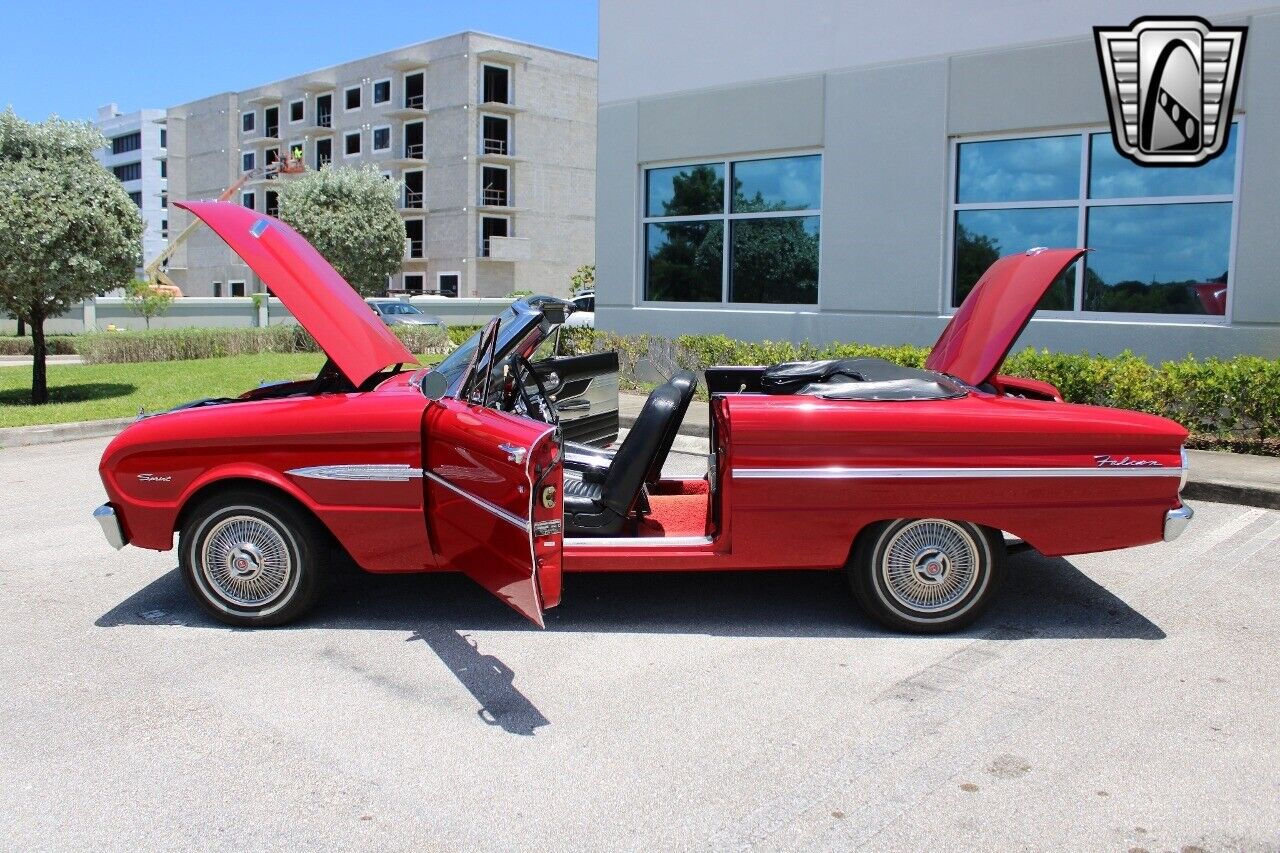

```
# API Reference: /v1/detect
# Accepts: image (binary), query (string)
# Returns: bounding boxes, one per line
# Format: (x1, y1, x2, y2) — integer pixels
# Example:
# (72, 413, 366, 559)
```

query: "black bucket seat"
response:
(563, 383, 683, 536)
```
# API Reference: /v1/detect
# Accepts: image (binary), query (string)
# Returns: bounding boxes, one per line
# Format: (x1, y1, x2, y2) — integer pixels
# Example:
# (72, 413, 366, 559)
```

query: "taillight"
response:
(1179, 446, 1189, 493)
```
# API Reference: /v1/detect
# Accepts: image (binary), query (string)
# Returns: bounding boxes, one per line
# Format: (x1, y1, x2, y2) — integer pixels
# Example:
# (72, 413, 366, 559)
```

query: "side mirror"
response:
(420, 370, 450, 401)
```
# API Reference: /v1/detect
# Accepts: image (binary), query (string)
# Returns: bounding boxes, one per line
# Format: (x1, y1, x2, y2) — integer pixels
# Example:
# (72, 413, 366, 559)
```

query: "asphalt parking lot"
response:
(2, 435, 1278, 851)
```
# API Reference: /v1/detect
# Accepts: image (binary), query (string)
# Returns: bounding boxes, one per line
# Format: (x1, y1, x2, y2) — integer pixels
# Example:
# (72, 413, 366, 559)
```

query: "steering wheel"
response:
(513, 355, 559, 425)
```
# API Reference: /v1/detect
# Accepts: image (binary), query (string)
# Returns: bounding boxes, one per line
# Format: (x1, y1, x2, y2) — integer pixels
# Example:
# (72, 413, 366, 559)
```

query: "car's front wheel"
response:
(179, 490, 325, 627)
(847, 518, 1004, 633)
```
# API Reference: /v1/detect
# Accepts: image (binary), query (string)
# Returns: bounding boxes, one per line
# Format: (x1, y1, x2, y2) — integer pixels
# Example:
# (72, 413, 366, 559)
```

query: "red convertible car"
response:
(95, 202, 1193, 633)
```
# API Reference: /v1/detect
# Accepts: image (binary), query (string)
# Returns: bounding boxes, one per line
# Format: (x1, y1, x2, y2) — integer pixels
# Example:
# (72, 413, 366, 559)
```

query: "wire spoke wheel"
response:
(879, 519, 981, 615)
(200, 514, 293, 608)
(181, 492, 324, 627)
(849, 517, 1003, 633)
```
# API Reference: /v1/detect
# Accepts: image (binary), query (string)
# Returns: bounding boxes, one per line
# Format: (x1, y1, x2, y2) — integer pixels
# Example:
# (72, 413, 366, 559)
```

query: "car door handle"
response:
(557, 399, 590, 411)
(498, 442, 526, 464)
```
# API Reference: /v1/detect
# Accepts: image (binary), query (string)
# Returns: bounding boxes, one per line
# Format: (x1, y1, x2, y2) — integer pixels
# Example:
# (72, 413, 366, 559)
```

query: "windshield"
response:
(430, 306, 528, 391)
(424, 298, 569, 401)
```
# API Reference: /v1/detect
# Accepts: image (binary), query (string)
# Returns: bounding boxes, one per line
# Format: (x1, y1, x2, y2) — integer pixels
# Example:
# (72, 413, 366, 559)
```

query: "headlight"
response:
(1179, 446, 1189, 493)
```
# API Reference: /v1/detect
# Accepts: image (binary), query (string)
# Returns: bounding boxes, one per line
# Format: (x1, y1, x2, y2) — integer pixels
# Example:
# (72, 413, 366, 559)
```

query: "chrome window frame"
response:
(945, 122, 1243, 325)
(638, 150, 823, 309)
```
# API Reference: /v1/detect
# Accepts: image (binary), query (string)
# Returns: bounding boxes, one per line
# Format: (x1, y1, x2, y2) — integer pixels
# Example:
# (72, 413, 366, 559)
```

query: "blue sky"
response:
(3, 0, 598, 122)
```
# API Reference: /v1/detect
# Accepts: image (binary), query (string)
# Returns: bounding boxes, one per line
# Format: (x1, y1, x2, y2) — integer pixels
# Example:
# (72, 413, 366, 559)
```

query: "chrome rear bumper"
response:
(94, 504, 127, 550)
(1164, 504, 1194, 542)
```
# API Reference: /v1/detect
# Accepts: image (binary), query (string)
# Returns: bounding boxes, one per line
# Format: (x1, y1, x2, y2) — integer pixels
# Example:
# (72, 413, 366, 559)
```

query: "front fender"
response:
(106, 460, 321, 552)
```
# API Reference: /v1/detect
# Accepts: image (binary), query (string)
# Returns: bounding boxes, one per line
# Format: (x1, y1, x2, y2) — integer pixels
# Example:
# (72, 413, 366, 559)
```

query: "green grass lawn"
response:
(0, 353, 439, 428)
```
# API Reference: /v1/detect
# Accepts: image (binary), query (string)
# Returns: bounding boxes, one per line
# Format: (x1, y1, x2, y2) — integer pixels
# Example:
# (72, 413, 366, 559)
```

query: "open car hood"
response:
(175, 201, 416, 386)
(925, 247, 1085, 387)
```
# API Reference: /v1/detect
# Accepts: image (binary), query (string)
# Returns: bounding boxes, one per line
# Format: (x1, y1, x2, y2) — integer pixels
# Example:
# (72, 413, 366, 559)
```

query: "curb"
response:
(621, 411, 711, 439)
(1182, 481, 1280, 510)
(0, 417, 132, 449)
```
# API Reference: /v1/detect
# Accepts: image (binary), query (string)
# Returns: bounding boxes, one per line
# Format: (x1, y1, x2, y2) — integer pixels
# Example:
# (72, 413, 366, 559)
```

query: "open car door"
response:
(423, 398, 563, 627)
(530, 351, 620, 446)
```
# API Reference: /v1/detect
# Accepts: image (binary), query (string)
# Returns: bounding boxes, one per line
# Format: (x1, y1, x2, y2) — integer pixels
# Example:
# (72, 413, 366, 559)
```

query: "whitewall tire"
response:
(848, 518, 1004, 634)
(179, 490, 325, 627)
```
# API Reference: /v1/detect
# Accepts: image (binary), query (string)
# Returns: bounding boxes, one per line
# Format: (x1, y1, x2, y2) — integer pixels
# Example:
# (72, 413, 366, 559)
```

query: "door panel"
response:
(532, 351, 620, 446)
(423, 398, 563, 626)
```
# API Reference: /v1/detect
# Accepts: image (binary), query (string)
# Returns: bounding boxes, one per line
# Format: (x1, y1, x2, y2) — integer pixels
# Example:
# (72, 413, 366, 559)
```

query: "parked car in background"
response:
(565, 289, 594, 328)
(366, 298, 443, 327)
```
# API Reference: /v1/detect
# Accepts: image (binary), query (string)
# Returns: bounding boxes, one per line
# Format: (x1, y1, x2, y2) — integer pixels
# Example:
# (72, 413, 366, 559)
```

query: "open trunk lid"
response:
(926, 247, 1085, 387)
(175, 201, 416, 387)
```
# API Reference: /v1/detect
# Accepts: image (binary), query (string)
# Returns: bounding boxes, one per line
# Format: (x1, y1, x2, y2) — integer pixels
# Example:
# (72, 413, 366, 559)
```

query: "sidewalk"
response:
(618, 391, 1280, 510)
(0, 355, 85, 368)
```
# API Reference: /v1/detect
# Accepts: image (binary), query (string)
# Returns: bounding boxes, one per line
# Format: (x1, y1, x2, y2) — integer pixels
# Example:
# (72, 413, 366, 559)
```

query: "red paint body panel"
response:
(423, 399, 561, 625)
(717, 391, 1184, 560)
(100, 374, 434, 572)
(175, 201, 416, 386)
(926, 248, 1085, 386)
(561, 391, 1186, 570)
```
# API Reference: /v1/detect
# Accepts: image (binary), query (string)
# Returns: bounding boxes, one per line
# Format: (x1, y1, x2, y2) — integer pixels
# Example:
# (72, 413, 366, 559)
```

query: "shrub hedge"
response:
(0, 336, 79, 356)
(447, 325, 483, 346)
(5, 324, 1276, 453)
(561, 330, 1280, 453)
(74, 324, 451, 364)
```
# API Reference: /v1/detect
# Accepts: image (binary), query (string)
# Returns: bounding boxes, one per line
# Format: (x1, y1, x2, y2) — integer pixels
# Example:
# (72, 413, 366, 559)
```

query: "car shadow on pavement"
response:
(407, 627, 550, 736)
(96, 551, 1162, 735)
(96, 550, 1163, 735)
(94, 550, 1163, 641)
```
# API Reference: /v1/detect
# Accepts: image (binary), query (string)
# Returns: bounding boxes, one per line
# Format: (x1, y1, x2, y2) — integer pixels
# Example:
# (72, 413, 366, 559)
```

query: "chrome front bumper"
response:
(1164, 504, 1194, 542)
(94, 504, 127, 550)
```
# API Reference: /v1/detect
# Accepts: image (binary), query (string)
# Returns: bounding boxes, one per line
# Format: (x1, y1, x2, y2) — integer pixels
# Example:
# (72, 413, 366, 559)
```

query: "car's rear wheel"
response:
(179, 490, 325, 627)
(847, 518, 1004, 633)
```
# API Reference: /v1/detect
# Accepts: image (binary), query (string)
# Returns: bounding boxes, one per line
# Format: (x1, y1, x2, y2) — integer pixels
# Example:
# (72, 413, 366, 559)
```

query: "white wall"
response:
(93, 107, 169, 274)
(0, 297, 510, 335)
(599, 0, 1268, 103)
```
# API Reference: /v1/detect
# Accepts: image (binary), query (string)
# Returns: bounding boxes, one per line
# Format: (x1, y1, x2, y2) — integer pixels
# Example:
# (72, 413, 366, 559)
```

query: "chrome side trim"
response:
(732, 466, 1184, 480)
(564, 535, 714, 548)
(286, 464, 423, 482)
(93, 504, 126, 550)
(424, 470, 529, 532)
(1164, 504, 1194, 542)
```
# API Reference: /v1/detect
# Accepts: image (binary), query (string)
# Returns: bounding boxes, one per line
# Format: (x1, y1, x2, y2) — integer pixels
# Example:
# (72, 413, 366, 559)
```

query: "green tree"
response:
(570, 263, 595, 295)
(729, 217, 820, 303)
(0, 108, 142, 404)
(647, 166, 728, 301)
(952, 222, 1001, 304)
(661, 165, 724, 216)
(952, 222, 1074, 310)
(123, 278, 175, 329)
(275, 163, 404, 297)
(649, 167, 821, 303)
